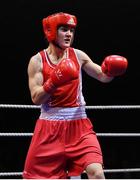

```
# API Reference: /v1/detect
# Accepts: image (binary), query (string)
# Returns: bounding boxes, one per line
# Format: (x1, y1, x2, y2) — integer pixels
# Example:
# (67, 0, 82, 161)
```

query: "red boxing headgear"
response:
(42, 12, 77, 42)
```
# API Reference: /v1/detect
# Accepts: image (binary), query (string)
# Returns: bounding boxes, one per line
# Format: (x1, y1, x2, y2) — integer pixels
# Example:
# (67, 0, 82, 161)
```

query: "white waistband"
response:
(39, 106, 87, 121)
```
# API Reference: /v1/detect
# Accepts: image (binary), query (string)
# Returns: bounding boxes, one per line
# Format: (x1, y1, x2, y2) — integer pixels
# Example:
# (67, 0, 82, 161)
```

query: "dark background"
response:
(0, 0, 140, 179)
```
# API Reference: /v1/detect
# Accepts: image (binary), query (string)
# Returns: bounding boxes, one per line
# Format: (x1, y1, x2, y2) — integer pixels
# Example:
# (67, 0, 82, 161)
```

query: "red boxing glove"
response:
(101, 55, 128, 77)
(43, 58, 78, 93)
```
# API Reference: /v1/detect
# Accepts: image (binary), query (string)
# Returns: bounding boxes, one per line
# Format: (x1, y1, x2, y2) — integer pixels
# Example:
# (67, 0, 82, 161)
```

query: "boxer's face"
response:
(56, 25, 75, 49)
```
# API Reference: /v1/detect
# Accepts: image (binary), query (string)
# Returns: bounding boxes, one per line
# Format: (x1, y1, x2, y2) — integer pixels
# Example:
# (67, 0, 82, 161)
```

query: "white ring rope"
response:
(0, 104, 40, 109)
(1, 168, 140, 177)
(0, 133, 33, 137)
(1, 132, 140, 137)
(0, 104, 140, 176)
(0, 104, 140, 109)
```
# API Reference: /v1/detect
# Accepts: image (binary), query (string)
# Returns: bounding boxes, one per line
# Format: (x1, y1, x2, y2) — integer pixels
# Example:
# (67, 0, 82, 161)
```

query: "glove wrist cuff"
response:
(43, 80, 56, 94)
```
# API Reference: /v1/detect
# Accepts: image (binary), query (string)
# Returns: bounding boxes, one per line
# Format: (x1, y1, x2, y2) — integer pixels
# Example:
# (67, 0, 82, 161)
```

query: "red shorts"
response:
(23, 118, 103, 179)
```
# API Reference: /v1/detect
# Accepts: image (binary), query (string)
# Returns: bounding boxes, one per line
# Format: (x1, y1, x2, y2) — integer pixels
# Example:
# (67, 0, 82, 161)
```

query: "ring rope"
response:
(1, 132, 140, 137)
(0, 133, 33, 137)
(0, 104, 140, 109)
(1, 168, 140, 177)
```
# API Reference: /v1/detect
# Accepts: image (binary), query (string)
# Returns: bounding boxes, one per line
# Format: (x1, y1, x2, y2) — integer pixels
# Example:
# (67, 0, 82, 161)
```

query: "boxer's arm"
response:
(76, 49, 113, 83)
(28, 55, 51, 105)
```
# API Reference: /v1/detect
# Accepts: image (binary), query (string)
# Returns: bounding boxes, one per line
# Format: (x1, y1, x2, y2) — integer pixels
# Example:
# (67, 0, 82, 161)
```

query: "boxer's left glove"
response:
(101, 55, 128, 77)
(43, 58, 78, 94)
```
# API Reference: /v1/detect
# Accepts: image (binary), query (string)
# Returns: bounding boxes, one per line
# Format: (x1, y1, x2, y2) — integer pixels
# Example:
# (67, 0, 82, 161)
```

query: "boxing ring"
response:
(0, 104, 140, 179)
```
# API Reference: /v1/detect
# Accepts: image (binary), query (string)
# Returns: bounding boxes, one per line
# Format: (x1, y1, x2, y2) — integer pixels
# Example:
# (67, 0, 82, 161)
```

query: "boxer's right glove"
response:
(101, 55, 128, 77)
(43, 58, 78, 94)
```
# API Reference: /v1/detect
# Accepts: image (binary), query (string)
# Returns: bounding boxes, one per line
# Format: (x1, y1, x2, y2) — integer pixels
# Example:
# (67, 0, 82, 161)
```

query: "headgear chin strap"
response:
(42, 12, 77, 42)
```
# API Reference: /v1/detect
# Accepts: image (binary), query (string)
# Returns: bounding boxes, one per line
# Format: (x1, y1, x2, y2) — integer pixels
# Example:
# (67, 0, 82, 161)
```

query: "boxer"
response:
(23, 12, 128, 179)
